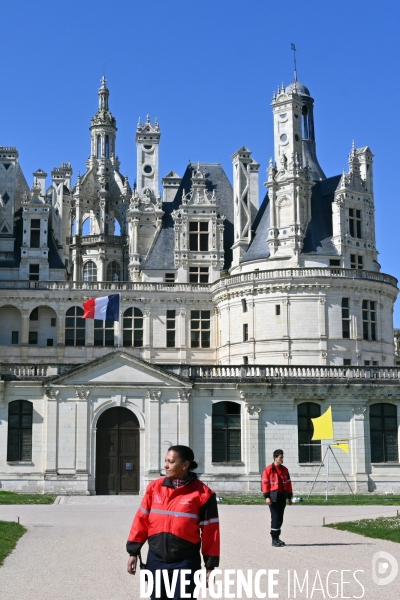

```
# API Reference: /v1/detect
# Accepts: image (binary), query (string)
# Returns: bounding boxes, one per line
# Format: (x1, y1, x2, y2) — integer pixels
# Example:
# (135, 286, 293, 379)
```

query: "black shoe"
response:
(277, 539, 285, 546)
(271, 539, 282, 547)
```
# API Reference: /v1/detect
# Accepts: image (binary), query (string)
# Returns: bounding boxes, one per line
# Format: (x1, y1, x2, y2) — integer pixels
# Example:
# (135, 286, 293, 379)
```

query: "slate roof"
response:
(144, 163, 234, 271)
(242, 174, 341, 263)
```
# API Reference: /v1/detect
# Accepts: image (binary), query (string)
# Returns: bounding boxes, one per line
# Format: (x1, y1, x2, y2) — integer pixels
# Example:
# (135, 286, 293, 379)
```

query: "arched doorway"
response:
(95, 407, 140, 495)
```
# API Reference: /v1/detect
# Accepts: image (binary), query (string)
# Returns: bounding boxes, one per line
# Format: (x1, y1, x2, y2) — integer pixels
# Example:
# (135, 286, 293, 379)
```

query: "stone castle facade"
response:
(0, 76, 399, 495)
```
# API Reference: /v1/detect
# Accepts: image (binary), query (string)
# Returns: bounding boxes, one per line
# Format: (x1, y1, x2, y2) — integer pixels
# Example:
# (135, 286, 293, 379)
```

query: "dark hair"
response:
(273, 449, 284, 459)
(168, 445, 198, 470)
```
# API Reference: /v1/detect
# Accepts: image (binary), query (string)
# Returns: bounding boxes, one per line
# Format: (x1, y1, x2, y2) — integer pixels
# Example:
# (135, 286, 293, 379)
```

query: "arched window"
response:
(370, 403, 398, 463)
(65, 306, 85, 346)
(212, 402, 241, 462)
(97, 135, 101, 158)
(302, 105, 310, 139)
(82, 218, 90, 236)
(105, 135, 109, 158)
(298, 403, 322, 463)
(83, 261, 97, 282)
(94, 319, 115, 347)
(7, 400, 33, 462)
(123, 308, 143, 347)
(106, 261, 121, 282)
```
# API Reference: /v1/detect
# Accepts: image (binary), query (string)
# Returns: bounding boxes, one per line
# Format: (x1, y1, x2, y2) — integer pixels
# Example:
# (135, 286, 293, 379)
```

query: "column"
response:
(144, 309, 152, 346)
(75, 199, 82, 236)
(246, 403, 261, 475)
(21, 308, 30, 346)
(99, 199, 106, 234)
(76, 390, 89, 473)
(98, 256, 105, 282)
(179, 309, 186, 347)
(318, 295, 327, 365)
(350, 404, 368, 492)
(45, 389, 59, 474)
(177, 391, 190, 446)
(57, 307, 65, 347)
(145, 391, 161, 476)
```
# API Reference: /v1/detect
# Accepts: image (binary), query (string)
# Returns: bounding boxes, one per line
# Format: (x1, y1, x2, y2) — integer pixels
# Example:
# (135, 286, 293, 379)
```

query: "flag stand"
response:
(305, 443, 356, 500)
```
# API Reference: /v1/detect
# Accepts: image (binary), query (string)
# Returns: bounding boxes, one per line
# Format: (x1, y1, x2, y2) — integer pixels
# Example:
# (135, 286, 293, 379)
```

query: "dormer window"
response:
(30, 219, 40, 248)
(349, 208, 362, 238)
(189, 221, 208, 251)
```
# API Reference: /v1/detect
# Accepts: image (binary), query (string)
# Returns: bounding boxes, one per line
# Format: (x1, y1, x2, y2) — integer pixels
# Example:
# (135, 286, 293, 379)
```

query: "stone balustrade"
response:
(165, 364, 400, 381)
(212, 267, 398, 290)
(0, 280, 210, 292)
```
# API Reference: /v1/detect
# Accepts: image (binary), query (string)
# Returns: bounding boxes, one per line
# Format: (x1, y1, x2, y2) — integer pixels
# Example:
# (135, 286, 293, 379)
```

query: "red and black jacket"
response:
(262, 463, 293, 502)
(126, 474, 220, 568)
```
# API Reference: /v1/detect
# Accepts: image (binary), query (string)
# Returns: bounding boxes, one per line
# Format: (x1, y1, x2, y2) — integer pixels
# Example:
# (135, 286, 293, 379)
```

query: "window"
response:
(350, 254, 363, 269)
(243, 324, 248, 341)
(189, 266, 209, 283)
(363, 300, 376, 341)
(189, 221, 209, 251)
(51, 318, 56, 327)
(97, 135, 101, 158)
(243, 356, 249, 365)
(7, 401, 33, 462)
(47, 338, 53, 346)
(29, 264, 40, 281)
(298, 403, 322, 463)
(342, 298, 350, 339)
(212, 402, 241, 462)
(30, 308, 39, 321)
(370, 404, 398, 463)
(343, 359, 351, 366)
(165, 273, 175, 283)
(166, 310, 176, 348)
(94, 319, 115, 347)
(105, 135, 109, 158)
(191, 310, 210, 348)
(29, 331, 38, 344)
(349, 208, 362, 238)
(83, 261, 97, 282)
(65, 306, 86, 347)
(123, 308, 143, 347)
(30, 219, 41, 248)
(275, 305, 281, 316)
(11, 331, 19, 344)
(329, 259, 341, 267)
(106, 261, 121, 282)
(242, 299, 247, 313)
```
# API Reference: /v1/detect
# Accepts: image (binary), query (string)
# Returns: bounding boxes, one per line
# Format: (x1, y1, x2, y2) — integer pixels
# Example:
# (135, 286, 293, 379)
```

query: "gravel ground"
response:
(0, 497, 399, 599)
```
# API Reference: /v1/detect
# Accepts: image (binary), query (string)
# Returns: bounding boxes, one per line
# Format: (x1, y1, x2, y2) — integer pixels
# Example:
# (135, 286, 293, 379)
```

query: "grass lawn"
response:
(327, 515, 400, 543)
(217, 494, 400, 506)
(0, 491, 55, 505)
(0, 521, 27, 566)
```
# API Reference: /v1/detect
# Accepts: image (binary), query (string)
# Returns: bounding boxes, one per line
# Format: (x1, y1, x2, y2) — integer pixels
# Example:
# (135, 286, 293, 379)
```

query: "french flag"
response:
(82, 294, 120, 321)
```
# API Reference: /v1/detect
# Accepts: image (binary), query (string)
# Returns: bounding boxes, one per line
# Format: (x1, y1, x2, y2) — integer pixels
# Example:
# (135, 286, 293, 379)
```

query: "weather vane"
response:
(291, 43, 297, 82)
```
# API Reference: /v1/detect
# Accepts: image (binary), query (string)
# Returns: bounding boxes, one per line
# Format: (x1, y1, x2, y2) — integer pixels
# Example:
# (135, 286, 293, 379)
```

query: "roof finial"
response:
(146, 114, 150, 123)
(101, 75, 107, 88)
(291, 43, 298, 84)
(352, 139, 356, 153)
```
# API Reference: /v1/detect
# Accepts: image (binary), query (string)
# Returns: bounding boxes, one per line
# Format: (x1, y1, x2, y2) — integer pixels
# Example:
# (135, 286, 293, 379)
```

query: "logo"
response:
(180, 499, 192, 505)
(372, 551, 398, 586)
(154, 494, 162, 504)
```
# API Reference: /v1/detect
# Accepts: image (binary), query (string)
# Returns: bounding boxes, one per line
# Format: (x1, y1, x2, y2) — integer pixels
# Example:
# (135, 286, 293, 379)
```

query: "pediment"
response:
(46, 351, 190, 387)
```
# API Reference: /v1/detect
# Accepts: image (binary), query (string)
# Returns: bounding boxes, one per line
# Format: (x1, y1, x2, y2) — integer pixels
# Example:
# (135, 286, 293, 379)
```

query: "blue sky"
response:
(2, 0, 400, 322)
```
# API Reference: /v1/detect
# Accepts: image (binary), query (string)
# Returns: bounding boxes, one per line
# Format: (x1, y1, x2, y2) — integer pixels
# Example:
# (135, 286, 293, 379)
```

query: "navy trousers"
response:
(145, 550, 202, 600)
(269, 493, 286, 539)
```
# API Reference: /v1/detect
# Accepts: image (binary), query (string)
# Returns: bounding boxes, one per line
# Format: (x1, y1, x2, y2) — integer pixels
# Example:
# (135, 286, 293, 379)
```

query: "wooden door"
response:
(95, 407, 140, 495)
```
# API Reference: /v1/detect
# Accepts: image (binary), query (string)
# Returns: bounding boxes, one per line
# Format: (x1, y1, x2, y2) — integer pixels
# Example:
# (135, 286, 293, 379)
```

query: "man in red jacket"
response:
(261, 449, 293, 547)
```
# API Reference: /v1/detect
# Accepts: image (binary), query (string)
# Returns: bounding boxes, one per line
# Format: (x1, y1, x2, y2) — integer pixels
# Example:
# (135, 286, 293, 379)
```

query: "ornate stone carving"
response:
(246, 404, 261, 417)
(45, 389, 60, 400)
(147, 390, 162, 401)
(177, 390, 191, 402)
(352, 406, 366, 416)
(75, 389, 90, 401)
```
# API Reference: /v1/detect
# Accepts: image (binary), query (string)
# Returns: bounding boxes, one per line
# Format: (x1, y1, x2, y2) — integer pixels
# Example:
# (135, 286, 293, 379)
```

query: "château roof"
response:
(144, 163, 234, 270)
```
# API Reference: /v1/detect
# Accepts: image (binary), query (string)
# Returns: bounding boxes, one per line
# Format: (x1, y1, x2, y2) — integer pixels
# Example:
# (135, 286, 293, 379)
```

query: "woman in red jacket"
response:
(127, 445, 220, 599)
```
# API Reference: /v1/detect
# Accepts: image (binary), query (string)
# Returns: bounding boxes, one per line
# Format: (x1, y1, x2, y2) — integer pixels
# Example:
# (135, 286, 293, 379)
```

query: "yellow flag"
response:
(311, 406, 334, 440)
(331, 443, 349, 453)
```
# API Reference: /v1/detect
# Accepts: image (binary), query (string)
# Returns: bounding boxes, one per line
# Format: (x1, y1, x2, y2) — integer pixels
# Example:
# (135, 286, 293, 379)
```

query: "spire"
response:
(98, 76, 109, 111)
(291, 43, 298, 84)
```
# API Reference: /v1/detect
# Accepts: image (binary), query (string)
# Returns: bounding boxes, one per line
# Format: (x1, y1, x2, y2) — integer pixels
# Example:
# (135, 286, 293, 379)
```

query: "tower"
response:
(89, 77, 117, 164)
(231, 147, 259, 268)
(136, 116, 160, 199)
